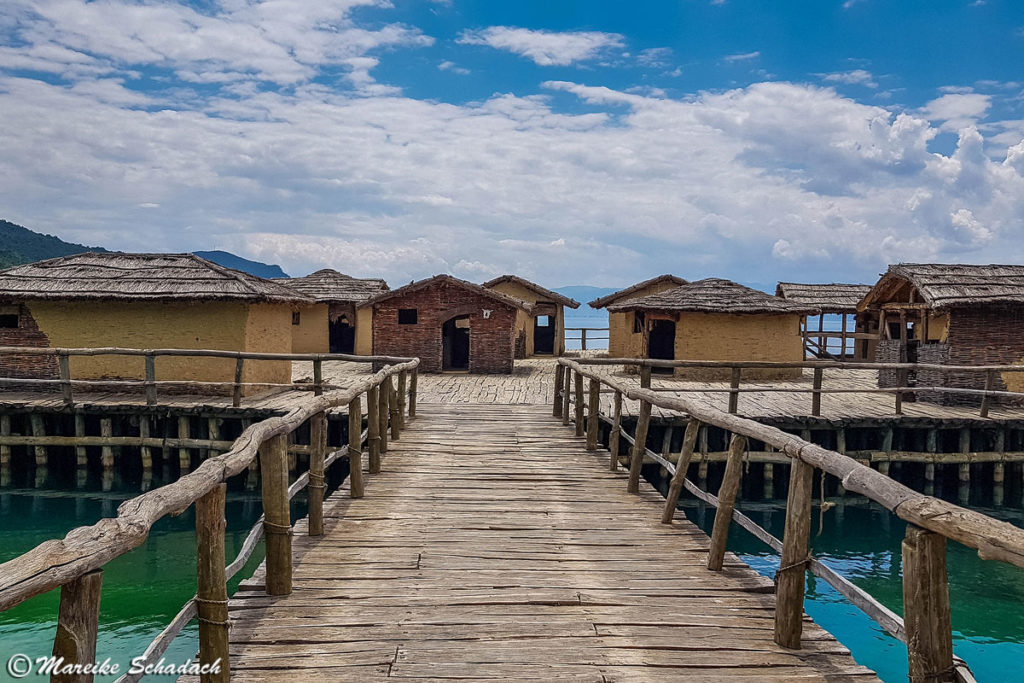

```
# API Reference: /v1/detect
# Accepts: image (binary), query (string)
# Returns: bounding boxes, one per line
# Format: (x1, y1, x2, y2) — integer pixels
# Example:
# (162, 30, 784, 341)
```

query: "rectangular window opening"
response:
(633, 311, 645, 334)
(398, 308, 418, 325)
(0, 314, 19, 328)
(292, 312, 301, 326)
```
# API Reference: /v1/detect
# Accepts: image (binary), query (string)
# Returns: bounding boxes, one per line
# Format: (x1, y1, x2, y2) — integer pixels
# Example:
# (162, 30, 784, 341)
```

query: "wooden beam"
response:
(308, 412, 327, 536)
(367, 384, 381, 474)
(609, 389, 622, 472)
(259, 434, 291, 596)
(902, 526, 954, 683)
(51, 569, 103, 683)
(627, 400, 652, 494)
(774, 459, 814, 649)
(574, 371, 585, 437)
(585, 378, 600, 451)
(349, 395, 364, 498)
(195, 483, 229, 683)
(552, 363, 564, 418)
(707, 434, 747, 570)
(662, 419, 700, 524)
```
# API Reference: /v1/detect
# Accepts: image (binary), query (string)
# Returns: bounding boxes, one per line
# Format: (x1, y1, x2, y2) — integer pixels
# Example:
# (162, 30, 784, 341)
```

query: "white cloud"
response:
(723, 51, 760, 63)
(438, 60, 470, 75)
(457, 26, 625, 66)
(922, 93, 992, 131)
(637, 47, 673, 68)
(820, 69, 878, 88)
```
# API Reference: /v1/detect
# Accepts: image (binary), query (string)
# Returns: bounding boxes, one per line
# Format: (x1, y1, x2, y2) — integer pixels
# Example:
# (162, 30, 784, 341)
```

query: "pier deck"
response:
(217, 403, 876, 681)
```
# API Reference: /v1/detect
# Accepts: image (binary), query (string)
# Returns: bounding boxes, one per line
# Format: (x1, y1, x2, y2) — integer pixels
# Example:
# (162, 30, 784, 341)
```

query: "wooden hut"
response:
(360, 274, 530, 373)
(606, 278, 817, 380)
(857, 263, 1024, 402)
(588, 275, 687, 358)
(273, 269, 387, 354)
(775, 282, 872, 360)
(482, 275, 580, 358)
(0, 252, 311, 395)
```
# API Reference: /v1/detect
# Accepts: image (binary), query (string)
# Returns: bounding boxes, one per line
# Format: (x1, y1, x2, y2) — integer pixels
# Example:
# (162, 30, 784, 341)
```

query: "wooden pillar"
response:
(609, 390, 623, 472)
(51, 569, 103, 683)
(728, 367, 741, 414)
(902, 526, 954, 683)
(774, 458, 814, 649)
(580, 328, 588, 351)
(585, 378, 600, 451)
(572, 371, 585, 437)
(979, 370, 995, 418)
(707, 435, 747, 570)
(259, 434, 291, 595)
(139, 417, 153, 471)
(408, 368, 418, 419)
(31, 413, 47, 467)
(640, 365, 652, 389)
(841, 314, 848, 358)
(144, 353, 157, 406)
(196, 484, 230, 683)
(349, 395, 364, 498)
(662, 418, 700, 524)
(1, 414, 11, 469)
(232, 358, 244, 408)
(313, 359, 323, 396)
(206, 417, 221, 458)
(58, 352, 74, 407)
(397, 370, 407, 430)
(811, 368, 823, 417)
(367, 385, 381, 474)
(308, 412, 327, 536)
(388, 377, 400, 441)
(100, 418, 114, 471)
(561, 368, 572, 427)
(378, 377, 389, 454)
(627, 400, 652, 494)
(553, 364, 565, 418)
(178, 416, 190, 472)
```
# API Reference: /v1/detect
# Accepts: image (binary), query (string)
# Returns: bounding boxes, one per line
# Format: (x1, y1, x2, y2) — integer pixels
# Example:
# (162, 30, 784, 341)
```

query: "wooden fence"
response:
(554, 358, 1024, 683)
(563, 327, 609, 351)
(0, 353, 420, 683)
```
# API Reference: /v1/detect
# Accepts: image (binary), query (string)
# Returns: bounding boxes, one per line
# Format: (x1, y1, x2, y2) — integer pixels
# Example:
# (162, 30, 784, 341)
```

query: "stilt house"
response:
(274, 269, 387, 354)
(482, 275, 580, 358)
(775, 282, 872, 360)
(588, 275, 687, 358)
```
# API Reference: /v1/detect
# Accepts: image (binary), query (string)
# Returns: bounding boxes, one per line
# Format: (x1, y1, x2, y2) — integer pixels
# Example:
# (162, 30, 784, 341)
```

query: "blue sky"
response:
(1, 0, 1023, 288)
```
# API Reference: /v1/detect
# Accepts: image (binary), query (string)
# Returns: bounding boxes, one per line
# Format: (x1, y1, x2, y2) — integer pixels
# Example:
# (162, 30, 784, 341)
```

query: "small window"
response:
(0, 314, 18, 328)
(633, 311, 645, 334)
(292, 312, 301, 326)
(398, 308, 418, 324)
(536, 315, 550, 326)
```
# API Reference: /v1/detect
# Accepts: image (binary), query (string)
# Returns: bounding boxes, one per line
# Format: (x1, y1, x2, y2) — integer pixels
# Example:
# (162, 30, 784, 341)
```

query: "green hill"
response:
(0, 219, 107, 269)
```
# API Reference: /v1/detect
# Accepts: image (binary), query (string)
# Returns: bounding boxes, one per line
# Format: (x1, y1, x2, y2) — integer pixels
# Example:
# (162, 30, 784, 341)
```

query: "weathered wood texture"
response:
(217, 404, 876, 682)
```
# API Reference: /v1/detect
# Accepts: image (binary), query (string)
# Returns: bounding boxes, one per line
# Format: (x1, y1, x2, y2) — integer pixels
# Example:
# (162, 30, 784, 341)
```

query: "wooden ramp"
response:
(221, 404, 877, 681)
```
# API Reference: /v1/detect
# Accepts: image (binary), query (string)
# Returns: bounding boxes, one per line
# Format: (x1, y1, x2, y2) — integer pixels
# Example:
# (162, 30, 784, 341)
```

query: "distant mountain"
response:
(194, 250, 290, 279)
(554, 285, 619, 306)
(0, 219, 108, 269)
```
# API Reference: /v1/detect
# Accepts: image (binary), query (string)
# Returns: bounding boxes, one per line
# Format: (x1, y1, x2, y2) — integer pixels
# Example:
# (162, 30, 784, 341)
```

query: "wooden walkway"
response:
(218, 403, 876, 681)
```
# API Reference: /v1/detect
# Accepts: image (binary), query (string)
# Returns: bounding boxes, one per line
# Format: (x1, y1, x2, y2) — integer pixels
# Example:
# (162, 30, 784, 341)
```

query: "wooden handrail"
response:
(573, 355, 1024, 373)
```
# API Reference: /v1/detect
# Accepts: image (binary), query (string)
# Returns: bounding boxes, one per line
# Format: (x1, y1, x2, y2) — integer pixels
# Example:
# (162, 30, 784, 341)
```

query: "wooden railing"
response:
(0, 346, 412, 408)
(0, 354, 420, 682)
(572, 356, 1024, 418)
(563, 327, 609, 351)
(554, 358, 1024, 683)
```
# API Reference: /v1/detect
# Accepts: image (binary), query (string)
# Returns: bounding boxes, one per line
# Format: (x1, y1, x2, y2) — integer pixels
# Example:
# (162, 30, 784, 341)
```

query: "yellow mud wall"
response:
(486, 280, 568, 356)
(355, 307, 374, 355)
(674, 312, 803, 380)
(608, 311, 643, 359)
(926, 312, 950, 342)
(290, 304, 329, 354)
(243, 303, 293, 392)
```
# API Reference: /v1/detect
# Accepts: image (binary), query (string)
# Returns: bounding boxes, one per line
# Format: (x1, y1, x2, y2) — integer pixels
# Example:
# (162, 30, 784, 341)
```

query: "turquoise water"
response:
(564, 307, 609, 351)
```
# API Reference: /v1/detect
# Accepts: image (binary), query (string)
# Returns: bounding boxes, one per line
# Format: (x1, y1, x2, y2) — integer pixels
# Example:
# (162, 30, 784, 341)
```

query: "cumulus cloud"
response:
(819, 69, 878, 88)
(457, 26, 625, 66)
(923, 93, 992, 131)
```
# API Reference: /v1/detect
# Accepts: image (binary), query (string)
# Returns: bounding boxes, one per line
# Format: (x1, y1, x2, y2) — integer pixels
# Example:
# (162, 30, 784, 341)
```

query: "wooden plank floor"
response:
(217, 404, 877, 681)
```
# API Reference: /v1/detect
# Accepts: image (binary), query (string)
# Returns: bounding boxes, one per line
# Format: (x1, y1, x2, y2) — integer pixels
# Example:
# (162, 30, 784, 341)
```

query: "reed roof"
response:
(0, 252, 311, 304)
(482, 275, 580, 309)
(608, 278, 818, 315)
(361, 274, 533, 312)
(860, 263, 1024, 311)
(274, 269, 388, 304)
(588, 274, 688, 308)
(775, 282, 872, 314)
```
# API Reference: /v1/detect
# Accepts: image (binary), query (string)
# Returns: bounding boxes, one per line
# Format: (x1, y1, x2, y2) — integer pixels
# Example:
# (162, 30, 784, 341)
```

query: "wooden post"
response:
(51, 569, 103, 683)
(609, 390, 623, 471)
(397, 370, 408, 430)
(728, 367, 741, 414)
(232, 357, 244, 408)
(367, 384, 381, 474)
(980, 370, 995, 418)
(561, 368, 572, 427)
(661, 418, 700, 524)
(196, 483, 230, 683)
(903, 526, 954, 683)
(378, 377, 389, 454)
(640, 365, 652, 389)
(774, 458, 814, 649)
(313, 358, 323, 396)
(707, 434, 747, 570)
(811, 367, 823, 417)
(388, 377, 400, 441)
(586, 378, 600, 451)
(308, 412, 327, 536)
(144, 353, 157, 406)
(139, 417, 153, 471)
(31, 413, 47, 467)
(841, 315, 848, 359)
(349, 395, 364, 498)
(627, 400, 652, 494)
(100, 418, 114, 471)
(58, 352, 74, 407)
(580, 328, 588, 351)
(73, 414, 86, 468)
(553, 364, 565, 418)
(408, 368, 418, 419)
(259, 434, 291, 595)
(0, 415, 11, 469)
(573, 371, 585, 437)
(178, 416, 190, 472)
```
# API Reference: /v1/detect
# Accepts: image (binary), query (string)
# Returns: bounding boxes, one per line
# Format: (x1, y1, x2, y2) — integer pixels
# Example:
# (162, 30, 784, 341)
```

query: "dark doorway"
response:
(329, 318, 355, 354)
(648, 319, 675, 374)
(443, 315, 470, 370)
(533, 314, 555, 355)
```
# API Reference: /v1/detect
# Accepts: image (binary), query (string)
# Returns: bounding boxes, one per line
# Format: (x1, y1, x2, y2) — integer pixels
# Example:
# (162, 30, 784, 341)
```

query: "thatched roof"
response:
(482, 275, 580, 309)
(361, 274, 533, 312)
(588, 274, 688, 309)
(607, 278, 818, 315)
(0, 252, 312, 304)
(775, 282, 871, 314)
(859, 263, 1024, 311)
(274, 269, 388, 304)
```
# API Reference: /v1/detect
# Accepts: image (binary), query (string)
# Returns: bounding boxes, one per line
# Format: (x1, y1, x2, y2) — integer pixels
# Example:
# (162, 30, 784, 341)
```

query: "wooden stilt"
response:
(139, 417, 152, 471)
(0, 414, 10, 469)
(627, 400, 652, 494)
(308, 412, 327, 536)
(196, 483, 230, 683)
(585, 378, 600, 451)
(728, 368, 741, 414)
(178, 416, 190, 472)
(553, 364, 565, 418)
(259, 434, 291, 595)
(662, 418, 700, 524)
(609, 390, 622, 472)
(31, 413, 46, 467)
(774, 459, 814, 649)
(207, 417, 221, 458)
(367, 385, 381, 474)
(574, 371, 585, 437)
(101, 418, 114, 471)
(902, 526, 954, 683)
(51, 569, 103, 683)
(707, 435, 747, 570)
(349, 395, 364, 498)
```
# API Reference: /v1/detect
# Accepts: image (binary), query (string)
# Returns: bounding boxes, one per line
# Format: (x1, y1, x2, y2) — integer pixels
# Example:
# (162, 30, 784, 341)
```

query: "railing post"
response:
(627, 399, 652, 494)
(378, 377, 389, 454)
(259, 434, 291, 595)
(232, 357, 244, 408)
(349, 394, 364, 498)
(196, 483, 229, 683)
(144, 353, 157, 406)
(640, 365, 652, 389)
(397, 370, 407, 430)
(58, 351, 74, 407)
(561, 368, 572, 426)
(585, 378, 600, 450)
(903, 525, 954, 683)
(774, 458, 814, 649)
(409, 368, 418, 420)
(388, 377, 400, 441)
(661, 418, 700, 524)
(51, 569, 103, 683)
(728, 367, 741, 414)
(308, 411, 327, 536)
(367, 384, 381, 473)
(811, 367, 823, 417)
(574, 371, 585, 437)
(553, 363, 565, 418)
(609, 390, 622, 471)
(581, 328, 588, 351)
(980, 370, 995, 418)
(313, 358, 323, 396)
(707, 434, 747, 570)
